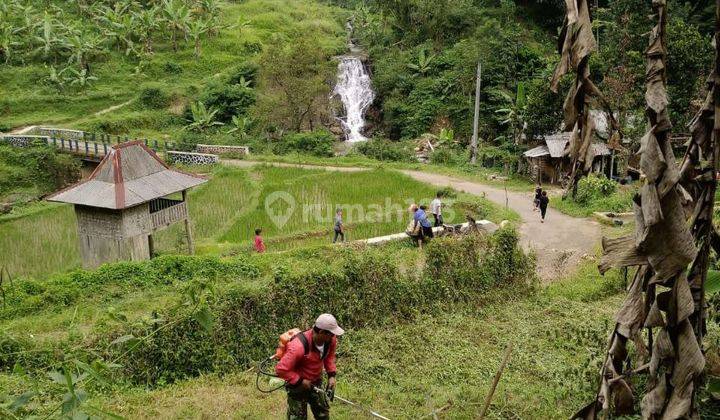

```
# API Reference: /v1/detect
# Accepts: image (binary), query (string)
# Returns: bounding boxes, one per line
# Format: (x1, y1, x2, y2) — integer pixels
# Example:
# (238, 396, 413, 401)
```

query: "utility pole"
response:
(470, 61, 482, 164)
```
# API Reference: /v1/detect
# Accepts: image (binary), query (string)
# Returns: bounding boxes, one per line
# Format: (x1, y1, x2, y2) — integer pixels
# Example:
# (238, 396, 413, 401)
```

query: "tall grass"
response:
(153, 167, 258, 252)
(219, 166, 463, 245)
(0, 205, 80, 278)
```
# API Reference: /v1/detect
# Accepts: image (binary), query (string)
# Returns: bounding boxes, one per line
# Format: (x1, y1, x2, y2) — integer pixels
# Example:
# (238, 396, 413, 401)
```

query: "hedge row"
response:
(0, 255, 261, 320)
(111, 229, 534, 385)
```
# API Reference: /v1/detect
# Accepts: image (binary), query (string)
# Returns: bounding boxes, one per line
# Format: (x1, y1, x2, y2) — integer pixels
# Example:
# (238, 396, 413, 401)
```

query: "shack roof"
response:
(524, 133, 613, 160)
(48, 141, 207, 210)
(544, 132, 572, 158)
(523, 145, 550, 158)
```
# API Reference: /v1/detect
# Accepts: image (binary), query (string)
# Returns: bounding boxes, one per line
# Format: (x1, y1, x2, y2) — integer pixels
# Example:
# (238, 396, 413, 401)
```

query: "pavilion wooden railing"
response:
(147, 199, 188, 232)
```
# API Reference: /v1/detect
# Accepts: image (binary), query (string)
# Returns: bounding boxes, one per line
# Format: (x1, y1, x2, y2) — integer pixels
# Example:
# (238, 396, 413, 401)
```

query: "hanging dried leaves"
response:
(573, 0, 719, 416)
(551, 0, 622, 196)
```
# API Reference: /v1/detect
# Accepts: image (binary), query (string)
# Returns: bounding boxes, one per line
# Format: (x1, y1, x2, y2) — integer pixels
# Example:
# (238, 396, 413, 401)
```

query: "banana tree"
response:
(184, 101, 224, 132)
(492, 82, 527, 145)
(187, 18, 208, 58)
(33, 12, 59, 60)
(62, 27, 103, 72)
(196, 0, 222, 35)
(0, 22, 22, 64)
(96, 2, 131, 52)
(66, 68, 97, 88)
(133, 6, 160, 54)
(226, 115, 253, 140)
(407, 48, 436, 76)
(163, 0, 190, 52)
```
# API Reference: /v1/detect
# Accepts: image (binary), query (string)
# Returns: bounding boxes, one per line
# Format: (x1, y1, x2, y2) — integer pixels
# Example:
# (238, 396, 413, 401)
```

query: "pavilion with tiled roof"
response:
(49, 141, 207, 268)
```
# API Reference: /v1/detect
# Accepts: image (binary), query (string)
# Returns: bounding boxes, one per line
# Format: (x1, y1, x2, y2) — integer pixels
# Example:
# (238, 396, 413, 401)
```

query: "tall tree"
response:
(257, 34, 334, 132)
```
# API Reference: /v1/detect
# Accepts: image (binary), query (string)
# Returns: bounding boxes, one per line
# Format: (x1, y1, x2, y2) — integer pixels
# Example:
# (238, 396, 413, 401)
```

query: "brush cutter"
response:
(312, 387, 390, 420)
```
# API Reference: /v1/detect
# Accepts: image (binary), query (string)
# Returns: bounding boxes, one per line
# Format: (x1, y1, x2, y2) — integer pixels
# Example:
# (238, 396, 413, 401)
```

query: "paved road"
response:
(223, 160, 602, 281)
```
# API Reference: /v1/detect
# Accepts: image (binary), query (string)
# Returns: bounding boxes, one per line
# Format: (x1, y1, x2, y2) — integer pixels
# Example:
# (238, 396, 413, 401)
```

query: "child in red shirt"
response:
(254, 228, 266, 253)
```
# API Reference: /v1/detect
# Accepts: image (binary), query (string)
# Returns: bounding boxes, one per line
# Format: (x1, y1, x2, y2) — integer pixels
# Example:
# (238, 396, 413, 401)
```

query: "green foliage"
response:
(356, 139, 414, 162)
(575, 174, 617, 205)
(138, 83, 171, 109)
(200, 80, 256, 124)
(0, 255, 261, 321)
(184, 101, 223, 132)
(109, 230, 534, 385)
(274, 130, 335, 157)
(356, 0, 551, 145)
(0, 143, 81, 201)
(553, 175, 634, 217)
(226, 61, 259, 87)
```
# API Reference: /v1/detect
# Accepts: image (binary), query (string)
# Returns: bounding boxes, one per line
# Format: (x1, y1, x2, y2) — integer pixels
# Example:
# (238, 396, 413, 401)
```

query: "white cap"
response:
(314, 313, 345, 336)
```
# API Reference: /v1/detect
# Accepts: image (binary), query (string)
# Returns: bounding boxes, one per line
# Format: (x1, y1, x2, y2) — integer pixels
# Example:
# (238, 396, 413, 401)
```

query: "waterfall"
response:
(333, 57, 375, 142)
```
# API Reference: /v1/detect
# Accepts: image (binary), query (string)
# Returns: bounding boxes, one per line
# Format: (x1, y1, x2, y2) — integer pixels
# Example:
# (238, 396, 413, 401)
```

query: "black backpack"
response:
(295, 330, 330, 360)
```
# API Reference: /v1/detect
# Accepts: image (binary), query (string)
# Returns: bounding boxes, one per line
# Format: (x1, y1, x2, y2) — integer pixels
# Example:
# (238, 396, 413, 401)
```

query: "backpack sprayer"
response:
(255, 328, 391, 420)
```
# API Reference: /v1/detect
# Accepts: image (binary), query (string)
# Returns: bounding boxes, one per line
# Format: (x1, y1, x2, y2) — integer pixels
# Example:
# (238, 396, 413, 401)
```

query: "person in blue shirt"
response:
(414, 205, 434, 245)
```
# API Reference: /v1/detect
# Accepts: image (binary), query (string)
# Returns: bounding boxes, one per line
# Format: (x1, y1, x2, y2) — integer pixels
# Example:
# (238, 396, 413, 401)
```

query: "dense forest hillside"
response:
(333, 0, 713, 151)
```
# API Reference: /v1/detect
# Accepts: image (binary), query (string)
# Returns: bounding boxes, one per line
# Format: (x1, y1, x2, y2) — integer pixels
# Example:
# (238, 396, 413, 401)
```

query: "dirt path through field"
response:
(222, 160, 602, 280)
(398, 170, 601, 281)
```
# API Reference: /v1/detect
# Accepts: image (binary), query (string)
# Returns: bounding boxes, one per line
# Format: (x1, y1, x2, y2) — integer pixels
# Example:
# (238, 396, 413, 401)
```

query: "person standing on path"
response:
(333, 208, 345, 243)
(254, 228, 266, 253)
(275, 314, 344, 420)
(430, 192, 443, 227)
(539, 191, 550, 223)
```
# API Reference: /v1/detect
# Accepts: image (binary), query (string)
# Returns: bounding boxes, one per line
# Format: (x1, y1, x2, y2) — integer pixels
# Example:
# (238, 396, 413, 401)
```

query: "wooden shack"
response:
(523, 132, 614, 184)
(48, 141, 207, 268)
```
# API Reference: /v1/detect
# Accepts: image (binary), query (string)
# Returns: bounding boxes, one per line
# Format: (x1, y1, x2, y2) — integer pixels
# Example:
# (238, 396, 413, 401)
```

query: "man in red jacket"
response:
(275, 314, 344, 420)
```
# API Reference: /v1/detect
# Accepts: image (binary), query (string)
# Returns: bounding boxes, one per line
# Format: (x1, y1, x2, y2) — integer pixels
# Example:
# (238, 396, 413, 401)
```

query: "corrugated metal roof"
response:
(592, 142, 611, 156)
(48, 141, 207, 209)
(544, 132, 572, 158)
(523, 145, 550, 158)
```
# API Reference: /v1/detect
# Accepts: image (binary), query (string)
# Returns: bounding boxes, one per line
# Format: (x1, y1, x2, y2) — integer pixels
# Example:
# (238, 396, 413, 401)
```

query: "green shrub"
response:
(226, 61, 259, 87)
(0, 255, 261, 320)
(162, 61, 183, 74)
(138, 83, 171, 109)
(274, 130, 335, 157)
(429, 148, 454, 165)
(356, 139, 413, 162)
(0, 144, 81, 198)
(575, 174, 617, 204)
(108, 231, 534, 385)
(200, 82, 256, 123)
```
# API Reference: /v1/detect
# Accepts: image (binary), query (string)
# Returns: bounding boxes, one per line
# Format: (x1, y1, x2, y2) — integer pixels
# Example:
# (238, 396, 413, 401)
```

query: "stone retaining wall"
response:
(0, 135, 50, 147)
(33, 127, 85, 140)
(195, 144, 250, 155)
(166, 151, 219, 165)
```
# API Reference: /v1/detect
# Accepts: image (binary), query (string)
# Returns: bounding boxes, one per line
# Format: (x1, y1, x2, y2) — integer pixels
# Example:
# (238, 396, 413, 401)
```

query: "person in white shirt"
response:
(430, 192, 443, 227)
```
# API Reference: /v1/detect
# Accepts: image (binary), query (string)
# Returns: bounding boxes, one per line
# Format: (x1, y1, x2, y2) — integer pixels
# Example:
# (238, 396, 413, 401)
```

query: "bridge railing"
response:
(33, 127, 198, 154)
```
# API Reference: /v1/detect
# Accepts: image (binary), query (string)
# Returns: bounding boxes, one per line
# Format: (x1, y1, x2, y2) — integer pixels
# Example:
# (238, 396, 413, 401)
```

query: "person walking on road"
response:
(533, 186, 542, 212)
(333, 208, 345, 243)
(275, 314, 344, 420)
(539, 191, 550, 223)
(430, 192, 443, 227)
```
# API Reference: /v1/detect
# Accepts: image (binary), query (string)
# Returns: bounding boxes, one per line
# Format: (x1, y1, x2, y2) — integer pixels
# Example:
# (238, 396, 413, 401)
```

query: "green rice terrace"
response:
(1, 0, 720, 418)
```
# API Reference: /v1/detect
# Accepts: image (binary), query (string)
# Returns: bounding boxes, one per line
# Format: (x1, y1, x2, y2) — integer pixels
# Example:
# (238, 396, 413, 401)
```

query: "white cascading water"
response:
(333, 57, 375, 142)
